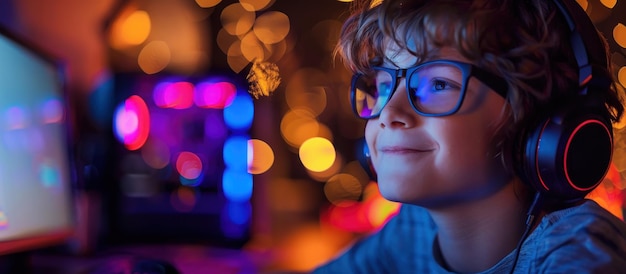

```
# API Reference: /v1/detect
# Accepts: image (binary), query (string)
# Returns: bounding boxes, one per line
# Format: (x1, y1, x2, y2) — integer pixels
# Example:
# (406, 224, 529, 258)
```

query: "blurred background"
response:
(0, 0, 625, 273)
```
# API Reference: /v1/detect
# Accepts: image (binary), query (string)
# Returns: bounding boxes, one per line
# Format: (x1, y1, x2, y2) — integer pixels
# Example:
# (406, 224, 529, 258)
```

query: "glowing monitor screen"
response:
(0, 27, 74, 255)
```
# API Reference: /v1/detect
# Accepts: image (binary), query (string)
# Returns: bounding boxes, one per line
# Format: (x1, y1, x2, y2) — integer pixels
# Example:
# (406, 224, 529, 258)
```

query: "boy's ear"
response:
(518, 99, 612, 201)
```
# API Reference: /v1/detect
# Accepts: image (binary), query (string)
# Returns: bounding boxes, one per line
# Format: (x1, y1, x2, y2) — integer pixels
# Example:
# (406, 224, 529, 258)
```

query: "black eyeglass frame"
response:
(350, 59, 509, 119)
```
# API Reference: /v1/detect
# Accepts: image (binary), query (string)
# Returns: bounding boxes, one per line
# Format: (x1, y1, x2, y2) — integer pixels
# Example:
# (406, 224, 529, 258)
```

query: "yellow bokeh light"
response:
(196, 0, 222, 8)
(227, 40, 250, 73)
(299, 137, 336, 172)
(599, 0, 617, 8)
(324, 173, 363, 205)
(614, 23, 626, 49)
(280, 109, 318, 148)
(221, 3, 256, 36)
(248, 139, 275, 174)
(227, 54, 249, 74)
(217, 28, 238, 54)
(619, 66, 626, 89)
(110, 9, 151, 49)
(266, 39, 288, 62)
(253, 11, 290, 45)
(287, 86, 328, 117)
(241, 32, 265, 62)
(239, 0, 274, 11)
(308, 153, 343, 182)
(316, 124, 334, 142)
(575, 0, 589, 10)
(285, 68, 329, 116)
(227, 39, 243, 57)
(343, 160, 373, 186)
(138, 40, 171, 74)
(280, 109, 333, 150)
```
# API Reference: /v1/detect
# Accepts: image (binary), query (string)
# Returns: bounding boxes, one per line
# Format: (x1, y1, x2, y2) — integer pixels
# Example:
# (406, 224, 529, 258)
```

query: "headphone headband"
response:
(553, 0, 610, 94)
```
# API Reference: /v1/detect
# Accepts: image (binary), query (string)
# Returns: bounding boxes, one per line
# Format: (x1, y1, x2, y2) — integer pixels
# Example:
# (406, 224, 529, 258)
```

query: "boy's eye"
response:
(433, 80, 449, 90)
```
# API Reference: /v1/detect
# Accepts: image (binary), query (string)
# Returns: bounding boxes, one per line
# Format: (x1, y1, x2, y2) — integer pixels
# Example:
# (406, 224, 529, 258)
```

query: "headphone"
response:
(519, 0, 613, 201)
(357, 0, 614, 201)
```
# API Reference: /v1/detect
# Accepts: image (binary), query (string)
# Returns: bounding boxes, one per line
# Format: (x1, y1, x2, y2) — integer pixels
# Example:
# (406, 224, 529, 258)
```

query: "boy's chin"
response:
(376, 180, 417, 203)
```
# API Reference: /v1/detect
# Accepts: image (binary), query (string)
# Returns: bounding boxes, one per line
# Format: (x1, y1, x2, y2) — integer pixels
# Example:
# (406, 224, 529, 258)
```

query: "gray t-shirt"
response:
(313, 199, 626, 273)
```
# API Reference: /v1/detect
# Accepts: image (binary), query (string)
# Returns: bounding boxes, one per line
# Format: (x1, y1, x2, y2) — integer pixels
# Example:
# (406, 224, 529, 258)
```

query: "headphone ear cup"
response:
(356, 138, 377, 181)
(521, 101, 613, 200)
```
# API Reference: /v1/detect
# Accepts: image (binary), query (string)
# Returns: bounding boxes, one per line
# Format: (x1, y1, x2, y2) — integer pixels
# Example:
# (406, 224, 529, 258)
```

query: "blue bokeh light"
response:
(223, 135, 248, 172)
(223, 93, 253, 131)
(222, 168, 252, 202)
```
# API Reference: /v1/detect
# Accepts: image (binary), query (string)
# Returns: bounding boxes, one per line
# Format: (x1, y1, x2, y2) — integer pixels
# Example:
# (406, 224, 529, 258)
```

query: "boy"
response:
(314, 0, 626, 273)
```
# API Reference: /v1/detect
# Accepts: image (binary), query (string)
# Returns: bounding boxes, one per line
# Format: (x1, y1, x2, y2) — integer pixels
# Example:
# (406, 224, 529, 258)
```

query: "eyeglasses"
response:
(350, 60, 508, 119)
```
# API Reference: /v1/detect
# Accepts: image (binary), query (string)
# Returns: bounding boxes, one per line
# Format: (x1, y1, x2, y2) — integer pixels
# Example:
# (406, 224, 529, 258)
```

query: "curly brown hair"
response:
(335, 0, 624, 173)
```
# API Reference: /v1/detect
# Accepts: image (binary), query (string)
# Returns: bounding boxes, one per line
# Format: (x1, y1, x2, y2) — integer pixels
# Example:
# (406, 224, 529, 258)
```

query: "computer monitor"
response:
(0, 26, 75, 256)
